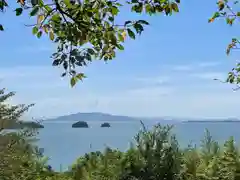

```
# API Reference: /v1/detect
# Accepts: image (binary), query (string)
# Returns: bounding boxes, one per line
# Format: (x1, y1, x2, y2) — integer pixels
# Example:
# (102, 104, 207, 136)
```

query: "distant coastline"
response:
(0, 119, 44, 129)
(46, 112, 138, 122)
(185, 119, 240, 123)
(44, 112, 240, 124)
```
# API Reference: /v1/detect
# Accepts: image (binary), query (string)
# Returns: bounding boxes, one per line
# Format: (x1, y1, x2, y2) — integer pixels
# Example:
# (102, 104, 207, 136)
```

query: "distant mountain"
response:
(46, 112, 205, 123)
(46, 112, 138, 122)
(45, 113, 240, 123)
(45, 112, 182, 123)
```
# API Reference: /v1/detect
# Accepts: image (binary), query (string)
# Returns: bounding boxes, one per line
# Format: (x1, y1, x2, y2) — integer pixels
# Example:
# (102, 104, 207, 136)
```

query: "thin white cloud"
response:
(171, 61, 221, 73)
(1, 65, 240, 119)
(125, 86, 174, 97)
(0, 66, 68, 90)
(136, 76, 170, 85)
(172, 65, 193, 71)
(0, 66, 61, 78)
(15, 45, 54, 54)
(197, 62, 221, 67)
(191, 72, 226, 80)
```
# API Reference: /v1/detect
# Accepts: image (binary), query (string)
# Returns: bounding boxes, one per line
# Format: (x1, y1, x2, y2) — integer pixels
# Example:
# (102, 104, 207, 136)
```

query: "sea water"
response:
(37, 120, 240, 171)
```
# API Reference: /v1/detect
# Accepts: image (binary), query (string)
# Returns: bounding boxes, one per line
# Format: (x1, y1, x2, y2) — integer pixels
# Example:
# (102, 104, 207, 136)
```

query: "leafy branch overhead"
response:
(209, 0, 240, 90)
(0, 0, 180, 87)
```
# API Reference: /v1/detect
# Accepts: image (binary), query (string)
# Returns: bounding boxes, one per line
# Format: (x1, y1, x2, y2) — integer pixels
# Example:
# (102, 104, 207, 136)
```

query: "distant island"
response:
(72, 121, 89, 128)
(46, 112, 138, 122)
(46, 112, 240, 124)
(100, 122, 111, 128)
(0, 119, 44, 129)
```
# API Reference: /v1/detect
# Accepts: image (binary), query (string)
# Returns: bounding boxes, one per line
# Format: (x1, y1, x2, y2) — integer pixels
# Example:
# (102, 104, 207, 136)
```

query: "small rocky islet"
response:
(71, 121, 111, 128)
(100, 122, 111, 128)
(72, 121, 89, 128)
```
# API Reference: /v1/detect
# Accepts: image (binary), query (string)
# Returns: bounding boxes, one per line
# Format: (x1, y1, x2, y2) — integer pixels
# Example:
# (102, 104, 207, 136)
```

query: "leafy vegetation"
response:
(209, 0, 240, 90)
(0, 88, 49, 180)
(65, 125, 240, 180)
(2, 101, 240, 180)
(2, 0, 239, 89)
(1, 0, 240, 89)
(1, 0, 240, 179)
(0, 0, 180, 86)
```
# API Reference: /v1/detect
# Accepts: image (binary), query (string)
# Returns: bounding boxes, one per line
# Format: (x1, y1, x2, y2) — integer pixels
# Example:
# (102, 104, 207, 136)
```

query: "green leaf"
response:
(134, 23, 144, 34)
(0, 24, 4, 31)
(145, 4, 152, 13)
(0, 0, 8, 11)
(124, 21, 132, 26)
(15, 8, 23, 16)
(218, 1, 225, 11)
(116, 44, 124, 50)
(116, 2, 122, 6)
(51, 14, 61, 22)
(31, 0, 39, 6)
(108, 16, 114, 22)
(30, 7, 39, 16)
(111, 6, 119, 15)
(37, 14, 44, 24)
(37, 31, 42, 38)
(213, 12, 220, 18)
(49, 31, 54, 41)
(52, 59, 61, 66)
(127, 28, 135, 39)
(32, 26, 38, 34)
(118, 33, 124, 42)
(171, 3, 179, 12)
(165, 6, 171, 15)
(87, 48, 95, 55)
(38, 0, 44, 7)
(137, 20, 149, 25)
(42, 25, 49, 33)
(106, 1, 113, 6)
(131, 4, 143, 13)
(44, 5, 52, 12)
(61, 72, 67, 77)
(226, 18, 234, 25)
(109, 32, 117, 45)
(70, 77, 77, 87)
(63, 0, 71, 6)
(75, 73, 86, 81)
(86, 53, 92, 61)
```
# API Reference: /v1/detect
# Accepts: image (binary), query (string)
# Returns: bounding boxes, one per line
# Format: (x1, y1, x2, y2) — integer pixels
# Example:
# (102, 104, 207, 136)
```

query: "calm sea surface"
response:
(37, 120, 240, 171)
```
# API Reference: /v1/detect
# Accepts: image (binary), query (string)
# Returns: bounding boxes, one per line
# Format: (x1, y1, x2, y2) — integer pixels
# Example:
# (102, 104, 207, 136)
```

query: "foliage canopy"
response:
(0, 88, 48, 180)
(209, 0, 240, 89)
(0, 0, 180, 86)
(1, 0, 240, 89)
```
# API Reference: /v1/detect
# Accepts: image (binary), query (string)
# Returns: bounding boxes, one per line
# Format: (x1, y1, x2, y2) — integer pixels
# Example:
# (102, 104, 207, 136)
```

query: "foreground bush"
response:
(67, 125, 240, 180)
(0, 88, 49, 180)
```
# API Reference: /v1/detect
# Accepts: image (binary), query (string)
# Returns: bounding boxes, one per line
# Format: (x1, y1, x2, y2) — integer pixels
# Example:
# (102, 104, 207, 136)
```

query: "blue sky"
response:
(1, 1, 240, 119)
